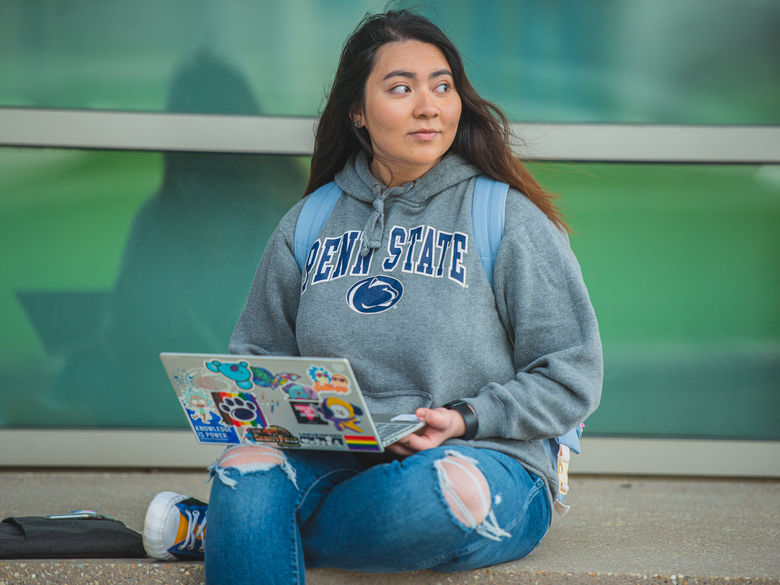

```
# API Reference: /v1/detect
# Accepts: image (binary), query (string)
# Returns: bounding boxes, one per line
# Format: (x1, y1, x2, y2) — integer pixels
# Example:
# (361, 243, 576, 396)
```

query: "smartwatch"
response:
(443, 400, 478, 440)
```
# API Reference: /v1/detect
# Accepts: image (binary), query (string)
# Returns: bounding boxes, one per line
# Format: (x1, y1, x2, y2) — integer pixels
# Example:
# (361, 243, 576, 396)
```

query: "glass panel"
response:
(1, 0, 778, 124)
(0, 147, 308, 428)
(530, 161, 780, 438)
(1, 148, 778, 438)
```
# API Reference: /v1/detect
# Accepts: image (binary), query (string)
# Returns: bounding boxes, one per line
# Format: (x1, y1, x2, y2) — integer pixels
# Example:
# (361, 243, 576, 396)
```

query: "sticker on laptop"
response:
(212, 391, 267, 428)
(245, 426, 301, 448)
(251, 367, 300, 391)
(184, 406, 240, 444)
(344, 435, 381, 452)
(290, 400, 329, 425)
(299, 432, 346, 448)
(308, 365, 351, 394)
(181, 387, 216, 424)
(280, 382, 319, 401)
(319, 396, 364, 433)
(205, 360, 255, 390)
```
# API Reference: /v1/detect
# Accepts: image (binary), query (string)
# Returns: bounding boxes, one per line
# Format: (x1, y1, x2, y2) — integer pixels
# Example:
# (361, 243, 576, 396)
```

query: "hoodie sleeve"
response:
(229, 209, 303, 356)
(466, 192, 603, 441)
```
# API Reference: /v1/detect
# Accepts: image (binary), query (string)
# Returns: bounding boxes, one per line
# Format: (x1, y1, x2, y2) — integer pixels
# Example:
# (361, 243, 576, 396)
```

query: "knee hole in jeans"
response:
(210, 445, 297, 489)
(217, 445, 286, 469)
(435, 455, 491, 527)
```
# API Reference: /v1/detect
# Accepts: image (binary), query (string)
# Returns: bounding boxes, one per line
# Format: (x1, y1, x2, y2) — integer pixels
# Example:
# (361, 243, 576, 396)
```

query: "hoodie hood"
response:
(334, 151, 481, 256)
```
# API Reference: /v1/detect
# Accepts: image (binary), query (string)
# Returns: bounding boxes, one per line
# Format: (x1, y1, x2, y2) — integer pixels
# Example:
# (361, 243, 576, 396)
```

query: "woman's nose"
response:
(413, 91, 438, 119)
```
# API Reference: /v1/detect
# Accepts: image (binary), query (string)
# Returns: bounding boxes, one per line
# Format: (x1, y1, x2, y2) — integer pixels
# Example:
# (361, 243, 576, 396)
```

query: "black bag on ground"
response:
(0, 516, 146, 558)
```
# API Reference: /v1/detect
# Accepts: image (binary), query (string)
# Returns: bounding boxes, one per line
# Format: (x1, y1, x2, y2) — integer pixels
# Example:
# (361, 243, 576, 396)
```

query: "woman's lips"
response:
(409, 129, 439, 140)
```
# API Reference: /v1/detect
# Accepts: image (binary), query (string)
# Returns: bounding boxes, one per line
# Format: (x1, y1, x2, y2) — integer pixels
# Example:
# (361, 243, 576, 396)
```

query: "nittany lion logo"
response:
(346, 275, 403, 314)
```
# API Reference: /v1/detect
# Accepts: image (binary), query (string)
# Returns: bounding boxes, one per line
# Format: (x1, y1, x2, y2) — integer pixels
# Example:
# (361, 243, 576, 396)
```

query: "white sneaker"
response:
(142, 491, 207, 560)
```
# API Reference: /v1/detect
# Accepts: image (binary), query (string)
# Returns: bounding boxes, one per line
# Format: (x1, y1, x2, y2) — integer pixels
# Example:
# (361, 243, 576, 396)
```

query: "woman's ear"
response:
(351, 106, 365, 129)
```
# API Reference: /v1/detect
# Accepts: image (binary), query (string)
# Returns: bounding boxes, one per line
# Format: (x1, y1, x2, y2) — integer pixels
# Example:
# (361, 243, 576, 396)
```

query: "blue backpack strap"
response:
(294, 181, 342, 271)
(471, 175, 509, 289)
(472, 175, 583, 510)
(544, 427, 583, 468)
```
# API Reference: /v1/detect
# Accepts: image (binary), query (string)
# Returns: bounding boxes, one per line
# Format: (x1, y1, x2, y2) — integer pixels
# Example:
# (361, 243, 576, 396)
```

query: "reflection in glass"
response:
(2, 52, 307, 427)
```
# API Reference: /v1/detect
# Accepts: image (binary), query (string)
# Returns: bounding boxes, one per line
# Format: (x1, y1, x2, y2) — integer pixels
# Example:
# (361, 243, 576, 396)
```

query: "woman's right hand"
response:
(386, 407, 466, 457)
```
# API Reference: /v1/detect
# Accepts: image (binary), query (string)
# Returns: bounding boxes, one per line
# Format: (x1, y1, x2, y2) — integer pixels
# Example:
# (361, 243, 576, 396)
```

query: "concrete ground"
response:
(0, 470, 777, 584)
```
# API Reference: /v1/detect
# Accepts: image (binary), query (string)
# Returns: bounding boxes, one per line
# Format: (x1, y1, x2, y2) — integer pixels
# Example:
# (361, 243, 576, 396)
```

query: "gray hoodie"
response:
(230, 151, 603, 501)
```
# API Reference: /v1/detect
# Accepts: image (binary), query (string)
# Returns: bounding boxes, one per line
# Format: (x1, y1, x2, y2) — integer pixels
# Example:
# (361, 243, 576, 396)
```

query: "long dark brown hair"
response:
(306, 10, 568, 231)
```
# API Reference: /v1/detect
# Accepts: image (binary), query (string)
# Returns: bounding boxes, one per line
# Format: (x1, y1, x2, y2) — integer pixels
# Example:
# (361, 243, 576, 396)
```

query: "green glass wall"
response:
(533, 162, 780, 439)
(2, 147, 778, 437)
(2, 0, 778, 123)
(1, 0, 778, 439)
(1, 147, 308, 427)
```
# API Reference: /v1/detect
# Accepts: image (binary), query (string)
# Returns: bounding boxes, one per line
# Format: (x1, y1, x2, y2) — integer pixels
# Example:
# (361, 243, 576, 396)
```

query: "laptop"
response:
(160, 352, 425, 453)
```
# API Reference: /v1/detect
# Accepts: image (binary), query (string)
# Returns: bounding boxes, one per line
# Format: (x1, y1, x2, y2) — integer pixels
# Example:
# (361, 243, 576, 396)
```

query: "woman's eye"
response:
(434, 81, 451, 93)
(389, 84, 411, 95)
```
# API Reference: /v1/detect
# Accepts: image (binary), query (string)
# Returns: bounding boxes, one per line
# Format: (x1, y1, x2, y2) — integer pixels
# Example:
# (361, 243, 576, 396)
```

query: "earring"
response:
(353, 119, 363, 128)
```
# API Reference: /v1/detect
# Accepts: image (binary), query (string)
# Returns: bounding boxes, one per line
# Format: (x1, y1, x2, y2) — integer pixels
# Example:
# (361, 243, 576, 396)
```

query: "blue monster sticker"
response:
(346, 275, 403, 314)
(206, 360, 253, 390)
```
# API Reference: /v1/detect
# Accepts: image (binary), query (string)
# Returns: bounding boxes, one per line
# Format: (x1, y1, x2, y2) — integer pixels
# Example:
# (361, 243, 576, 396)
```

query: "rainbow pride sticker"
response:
(344, 435, 381, 452)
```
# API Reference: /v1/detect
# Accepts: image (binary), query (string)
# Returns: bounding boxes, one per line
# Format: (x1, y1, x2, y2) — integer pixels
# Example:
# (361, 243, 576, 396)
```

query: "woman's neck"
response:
(369, 156, 442, 188)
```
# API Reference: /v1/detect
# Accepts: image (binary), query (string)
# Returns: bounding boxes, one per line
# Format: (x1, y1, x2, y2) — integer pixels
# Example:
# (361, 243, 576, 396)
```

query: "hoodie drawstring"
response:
(360, 184, 388, 257)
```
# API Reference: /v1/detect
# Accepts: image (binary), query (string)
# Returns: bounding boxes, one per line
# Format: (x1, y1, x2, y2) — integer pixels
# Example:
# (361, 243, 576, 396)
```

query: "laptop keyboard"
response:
(375, 421, 415, 443)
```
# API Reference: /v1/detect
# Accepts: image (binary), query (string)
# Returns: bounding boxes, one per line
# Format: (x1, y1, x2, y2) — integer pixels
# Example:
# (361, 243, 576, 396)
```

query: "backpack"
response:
(294, 176, 582, 514)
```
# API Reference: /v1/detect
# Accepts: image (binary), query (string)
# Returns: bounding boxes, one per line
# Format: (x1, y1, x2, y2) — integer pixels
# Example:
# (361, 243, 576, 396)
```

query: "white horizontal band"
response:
(0, 108, 317, 155)
(0, 429, 777, 477)
(1, 108, 778, 163)
(510, 122, 780, 163)
(575, 437, 780, 477)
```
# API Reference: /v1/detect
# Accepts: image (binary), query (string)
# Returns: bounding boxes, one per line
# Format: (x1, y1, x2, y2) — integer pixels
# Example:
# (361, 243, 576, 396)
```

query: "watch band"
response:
(443, 400, 478, 441)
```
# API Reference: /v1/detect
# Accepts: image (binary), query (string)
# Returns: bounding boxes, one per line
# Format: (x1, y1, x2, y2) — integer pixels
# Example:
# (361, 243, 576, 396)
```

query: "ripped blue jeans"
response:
(205, 445, 550, 585)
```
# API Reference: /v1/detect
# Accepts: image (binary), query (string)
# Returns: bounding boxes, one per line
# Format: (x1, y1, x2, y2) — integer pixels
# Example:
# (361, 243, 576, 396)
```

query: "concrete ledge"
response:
(1, 560, 779, 585)
(0, 472, 777, 585)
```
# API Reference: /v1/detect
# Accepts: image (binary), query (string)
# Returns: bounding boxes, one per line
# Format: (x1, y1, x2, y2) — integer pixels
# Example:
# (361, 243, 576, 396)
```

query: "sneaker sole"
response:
(142, 491, 187, 561)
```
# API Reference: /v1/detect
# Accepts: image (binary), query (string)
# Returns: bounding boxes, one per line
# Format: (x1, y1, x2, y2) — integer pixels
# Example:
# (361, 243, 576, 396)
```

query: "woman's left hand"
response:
(386, 407, 466, 457)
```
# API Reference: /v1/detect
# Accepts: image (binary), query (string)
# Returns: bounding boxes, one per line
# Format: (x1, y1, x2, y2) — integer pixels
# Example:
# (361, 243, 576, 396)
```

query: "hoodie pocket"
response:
(363, 389, 433, 415)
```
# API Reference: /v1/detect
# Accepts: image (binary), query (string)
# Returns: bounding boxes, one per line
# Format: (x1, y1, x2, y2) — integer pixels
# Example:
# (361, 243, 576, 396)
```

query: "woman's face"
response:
(354, 40, 462, 187)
